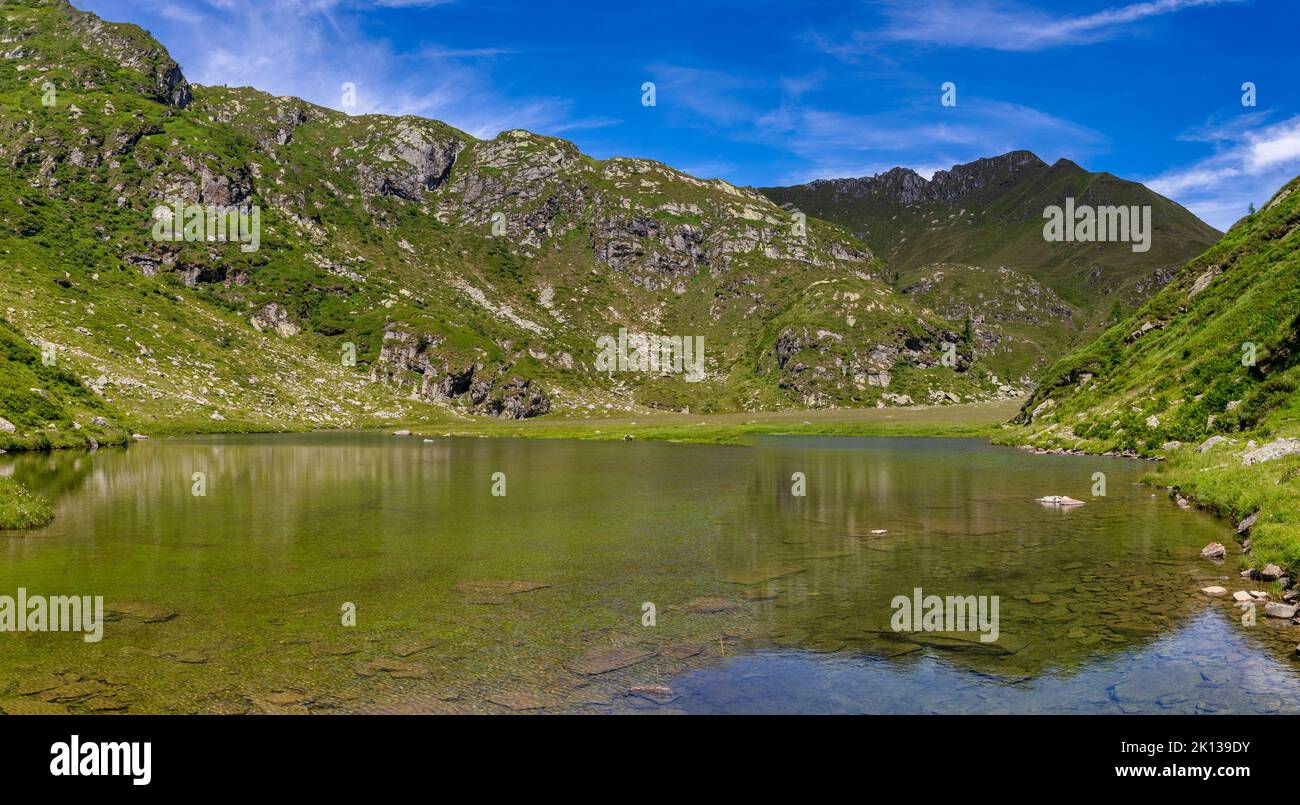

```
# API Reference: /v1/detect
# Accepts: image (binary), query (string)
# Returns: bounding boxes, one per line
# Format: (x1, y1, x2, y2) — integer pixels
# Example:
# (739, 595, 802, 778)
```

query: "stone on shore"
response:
(1242, 438, 1300, 466)
(1195, 435, 1228, 454)
(1237, 511, 1261, 534)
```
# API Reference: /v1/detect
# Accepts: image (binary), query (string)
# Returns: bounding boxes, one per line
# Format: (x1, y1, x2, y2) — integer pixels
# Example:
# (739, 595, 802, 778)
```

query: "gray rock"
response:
(1264, 602, 1298, 619)
(0, 416, 15, 434)
(1242, 438, 1300, 466)
(1237, 510, 1260, 534)
(1260, 563, 1284, 581)
(1196, 435, 1228, 454)
(249, 303, 300, 338)
(1199, 542, 1226, 559)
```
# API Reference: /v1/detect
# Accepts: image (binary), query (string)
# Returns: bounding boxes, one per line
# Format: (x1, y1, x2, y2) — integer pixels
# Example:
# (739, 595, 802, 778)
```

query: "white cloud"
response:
(755, 98, 1107, 184)
(83, 0, 592, 140)
(1146, 115, 1300, 230)
(871, 0, 1240, 52)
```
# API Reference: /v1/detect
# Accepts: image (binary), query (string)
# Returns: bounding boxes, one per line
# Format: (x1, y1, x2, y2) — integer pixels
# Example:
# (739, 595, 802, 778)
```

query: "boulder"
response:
(1200, 586, 1228, 596)
(1195, 435, 1228, 454)
(1260, 563, 1284, 582)
(0, 416, 16, 433)
(1232, 591, 1252, 602)
(1199, 543, 1226, 560)
(1242, 438, 1300, 466)
(1264, 602, 1298, 619)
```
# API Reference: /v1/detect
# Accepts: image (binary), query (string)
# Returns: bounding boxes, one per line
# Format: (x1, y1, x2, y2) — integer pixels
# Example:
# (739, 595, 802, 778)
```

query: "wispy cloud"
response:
(755, 98, 1108, 184)
(1147, 114, 1300, 230)
(95, 0, 594, 140)
(865, 0, 1240, 52)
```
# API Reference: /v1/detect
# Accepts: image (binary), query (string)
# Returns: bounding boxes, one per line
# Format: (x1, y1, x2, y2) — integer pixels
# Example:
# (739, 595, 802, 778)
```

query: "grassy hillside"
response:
(1000, 174, 1300, 573)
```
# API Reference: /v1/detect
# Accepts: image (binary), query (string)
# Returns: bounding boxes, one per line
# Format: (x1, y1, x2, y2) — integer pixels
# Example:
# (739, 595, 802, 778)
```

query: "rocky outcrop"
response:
(372, 326, 550, 418)
(1242, 438, 1300, 466)
(249, 304, 300, 338)
(359, 121, 464, 200)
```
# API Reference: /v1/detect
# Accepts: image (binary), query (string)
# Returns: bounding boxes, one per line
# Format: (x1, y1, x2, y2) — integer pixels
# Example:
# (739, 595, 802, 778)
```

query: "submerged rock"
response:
(565, 647, 656, 676)
(451, 579, 550, 595)
(104, 602, 176, 622)
(1200, 542, 1226, 559)
(674, 597, 743, 614)
(1200, 586, 1228, 596)
(487, 691, 547, 711)
(629, 684, 678, 704)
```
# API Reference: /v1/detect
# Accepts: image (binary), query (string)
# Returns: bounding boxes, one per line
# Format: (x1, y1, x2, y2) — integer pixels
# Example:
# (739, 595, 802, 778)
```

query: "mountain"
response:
(761, 153, 1222, 380)
(1, 0, 1052, 446)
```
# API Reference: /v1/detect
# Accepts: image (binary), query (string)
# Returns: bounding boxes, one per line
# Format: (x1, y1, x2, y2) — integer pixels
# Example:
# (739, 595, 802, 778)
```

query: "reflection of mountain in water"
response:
(714, 437, 1242, 680)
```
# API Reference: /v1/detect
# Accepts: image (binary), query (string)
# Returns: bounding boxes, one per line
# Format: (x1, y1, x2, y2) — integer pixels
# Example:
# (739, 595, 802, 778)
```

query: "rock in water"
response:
(1200, 542, 1226, 559)
(565, 647, 656, 676)
(1037, 495, 1084, 507)
(1265, 602, 1298, 619)
(1200, 586, 1228, 596)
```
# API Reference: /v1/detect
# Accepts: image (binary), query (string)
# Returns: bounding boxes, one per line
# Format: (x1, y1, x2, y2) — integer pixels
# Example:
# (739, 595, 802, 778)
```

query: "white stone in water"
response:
(1232, 591, 1252, 602)
(1037, 495, 1084, 506)
(392, 430, 411, 436)
(1265, 602, 1298, 619)
(1200, 586, 1228, 596)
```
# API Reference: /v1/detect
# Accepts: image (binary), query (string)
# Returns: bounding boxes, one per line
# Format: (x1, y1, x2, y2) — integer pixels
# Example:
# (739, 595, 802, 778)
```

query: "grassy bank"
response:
(1145, 445, 1300, 574)
(0, 477, 53, 530)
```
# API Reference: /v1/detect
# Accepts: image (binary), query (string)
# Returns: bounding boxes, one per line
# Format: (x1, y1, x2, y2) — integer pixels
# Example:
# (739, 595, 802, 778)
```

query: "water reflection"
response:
(0, 433, 1295, 714)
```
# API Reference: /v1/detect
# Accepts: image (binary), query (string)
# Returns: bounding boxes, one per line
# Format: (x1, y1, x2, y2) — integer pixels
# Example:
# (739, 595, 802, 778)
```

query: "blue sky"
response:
(78, 0, 1300, 230)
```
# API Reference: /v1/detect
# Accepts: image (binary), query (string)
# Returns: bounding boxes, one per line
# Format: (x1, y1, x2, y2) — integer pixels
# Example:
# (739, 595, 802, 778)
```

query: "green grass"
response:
(1145, 449, 1300, 573)
(0, 477, 53, 530)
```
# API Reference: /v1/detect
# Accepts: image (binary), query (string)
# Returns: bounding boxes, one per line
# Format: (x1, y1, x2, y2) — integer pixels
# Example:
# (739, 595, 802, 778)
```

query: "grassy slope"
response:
(763, 158, 1220, 323)
(998, 174, 1300, 573)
